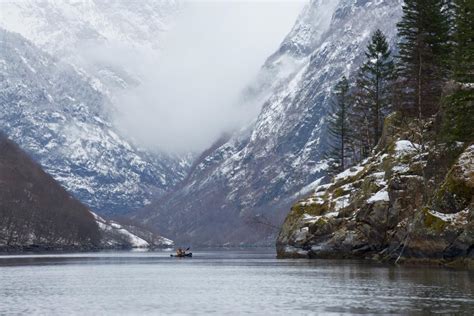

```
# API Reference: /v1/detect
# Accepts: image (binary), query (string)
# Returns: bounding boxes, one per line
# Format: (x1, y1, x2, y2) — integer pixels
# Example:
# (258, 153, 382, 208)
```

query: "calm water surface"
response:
(0, 249, 473, 315)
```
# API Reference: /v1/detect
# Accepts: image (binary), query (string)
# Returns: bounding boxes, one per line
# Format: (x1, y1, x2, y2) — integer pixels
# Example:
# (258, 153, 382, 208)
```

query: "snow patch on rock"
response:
(395, 140, 420, 155)
(92, 212, 174, 248)
(367, 189, 390, 204)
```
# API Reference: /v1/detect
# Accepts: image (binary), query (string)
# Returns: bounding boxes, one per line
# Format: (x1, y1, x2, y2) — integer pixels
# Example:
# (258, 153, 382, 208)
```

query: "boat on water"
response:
(171, 247, 192, 258)
(170, 253, 192, 258)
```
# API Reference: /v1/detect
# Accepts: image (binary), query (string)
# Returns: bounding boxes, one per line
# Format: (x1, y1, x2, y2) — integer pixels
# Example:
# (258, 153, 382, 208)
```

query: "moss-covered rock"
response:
(422, 208, 448, 232)
(399, 145, 474, 263)
(432, 146, 474, 214)
(277, 113, 474, 268)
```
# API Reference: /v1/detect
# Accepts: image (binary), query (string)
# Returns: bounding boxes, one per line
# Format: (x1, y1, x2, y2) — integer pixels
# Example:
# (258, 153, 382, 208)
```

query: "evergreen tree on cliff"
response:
(354, 29, 394, 151)
(326, 77, 351, 174)
(348, 91, 371, 162)
(396, 0, 451, 118)
(452, 0, 473, 83)
(441, 0, 474, 143)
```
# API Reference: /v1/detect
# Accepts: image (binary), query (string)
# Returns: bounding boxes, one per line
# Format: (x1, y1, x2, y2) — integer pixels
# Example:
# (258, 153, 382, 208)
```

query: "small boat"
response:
(170, 252, 192, 258)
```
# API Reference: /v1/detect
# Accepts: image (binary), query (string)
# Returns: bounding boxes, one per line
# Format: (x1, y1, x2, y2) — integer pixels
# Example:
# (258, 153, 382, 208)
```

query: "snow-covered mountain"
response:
(138, 0, 404, 245)
(0, 0, 180, 94)
(0, 28, 190, 214)
(0, 0, 178, 50)
(0, 1, 193, 215)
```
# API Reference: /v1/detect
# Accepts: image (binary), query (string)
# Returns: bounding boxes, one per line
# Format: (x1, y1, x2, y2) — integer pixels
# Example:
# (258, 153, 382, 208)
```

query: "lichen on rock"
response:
(277, 114, 474, 267)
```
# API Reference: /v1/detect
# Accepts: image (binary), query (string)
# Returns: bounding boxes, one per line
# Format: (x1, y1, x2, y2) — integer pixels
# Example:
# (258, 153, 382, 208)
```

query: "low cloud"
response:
(112, 0, 305, 153)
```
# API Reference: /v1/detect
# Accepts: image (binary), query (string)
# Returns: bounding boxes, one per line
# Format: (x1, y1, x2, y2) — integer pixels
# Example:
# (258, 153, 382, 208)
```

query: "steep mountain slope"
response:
(0, 29, 189, 214)
(0, 132, 101, 250)
(0, 132, 174, 250)
(139, 0, 404, 245)
(0, 0, 179, 94)
(0, 0, 178, 50)
(277, 112, 474, 267)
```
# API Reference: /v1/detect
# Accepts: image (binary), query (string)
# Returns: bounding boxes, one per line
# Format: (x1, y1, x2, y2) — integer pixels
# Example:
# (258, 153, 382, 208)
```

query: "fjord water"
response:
(0, 249, 473, 315)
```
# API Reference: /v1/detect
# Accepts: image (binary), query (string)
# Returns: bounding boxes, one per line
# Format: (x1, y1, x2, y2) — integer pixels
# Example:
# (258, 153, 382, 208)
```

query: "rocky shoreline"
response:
(277, 114, 474, 268)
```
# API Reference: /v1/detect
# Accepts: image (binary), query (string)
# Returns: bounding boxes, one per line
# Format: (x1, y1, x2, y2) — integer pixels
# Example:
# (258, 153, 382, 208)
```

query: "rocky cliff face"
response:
(138, 0, 404, 245)
(277, 113, 473, 267)
(0, 29, 190, 214)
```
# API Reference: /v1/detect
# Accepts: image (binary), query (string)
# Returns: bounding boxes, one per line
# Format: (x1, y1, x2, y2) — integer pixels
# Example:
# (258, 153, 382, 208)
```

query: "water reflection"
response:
(0, 249, 473, 315)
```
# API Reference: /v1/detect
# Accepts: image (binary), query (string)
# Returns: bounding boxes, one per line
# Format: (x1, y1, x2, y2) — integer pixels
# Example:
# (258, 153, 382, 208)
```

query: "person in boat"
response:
(176, 248, 184, 256)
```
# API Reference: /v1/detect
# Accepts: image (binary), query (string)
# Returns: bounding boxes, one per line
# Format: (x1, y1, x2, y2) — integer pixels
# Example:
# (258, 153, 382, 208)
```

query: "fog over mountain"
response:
(0, 0, 304, 214)
(137, 0, 405, 245)
(113, 0, 306, 153)
(1, 0, 305, 154)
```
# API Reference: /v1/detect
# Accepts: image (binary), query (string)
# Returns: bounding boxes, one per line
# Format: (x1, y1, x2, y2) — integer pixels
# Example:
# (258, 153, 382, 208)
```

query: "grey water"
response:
(0, 249, 473, 315)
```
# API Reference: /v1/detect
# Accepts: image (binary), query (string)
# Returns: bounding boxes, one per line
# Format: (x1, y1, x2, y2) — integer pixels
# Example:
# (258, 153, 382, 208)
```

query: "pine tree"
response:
(452, 0, 473, 83)
(355, 29, 394, 149)
(396, 0, 451, 118)
(326, 77, 351, 174)
(440, 0, 474, 143)
(349, 87, 372, 161)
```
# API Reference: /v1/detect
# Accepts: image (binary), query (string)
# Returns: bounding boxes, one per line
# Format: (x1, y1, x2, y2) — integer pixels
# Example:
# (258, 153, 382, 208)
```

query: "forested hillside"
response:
(0, 133, 175, 251)
(0, 133, 101, 250)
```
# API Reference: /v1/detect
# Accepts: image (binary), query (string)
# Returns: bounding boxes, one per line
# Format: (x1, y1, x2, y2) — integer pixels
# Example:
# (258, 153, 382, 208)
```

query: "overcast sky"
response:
(115, 0, 306, 153)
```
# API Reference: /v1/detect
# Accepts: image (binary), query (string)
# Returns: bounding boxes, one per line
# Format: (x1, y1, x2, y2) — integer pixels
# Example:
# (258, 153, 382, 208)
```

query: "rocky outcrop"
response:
(397, 145, 474, 266)
(277, 113, 473, 267)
